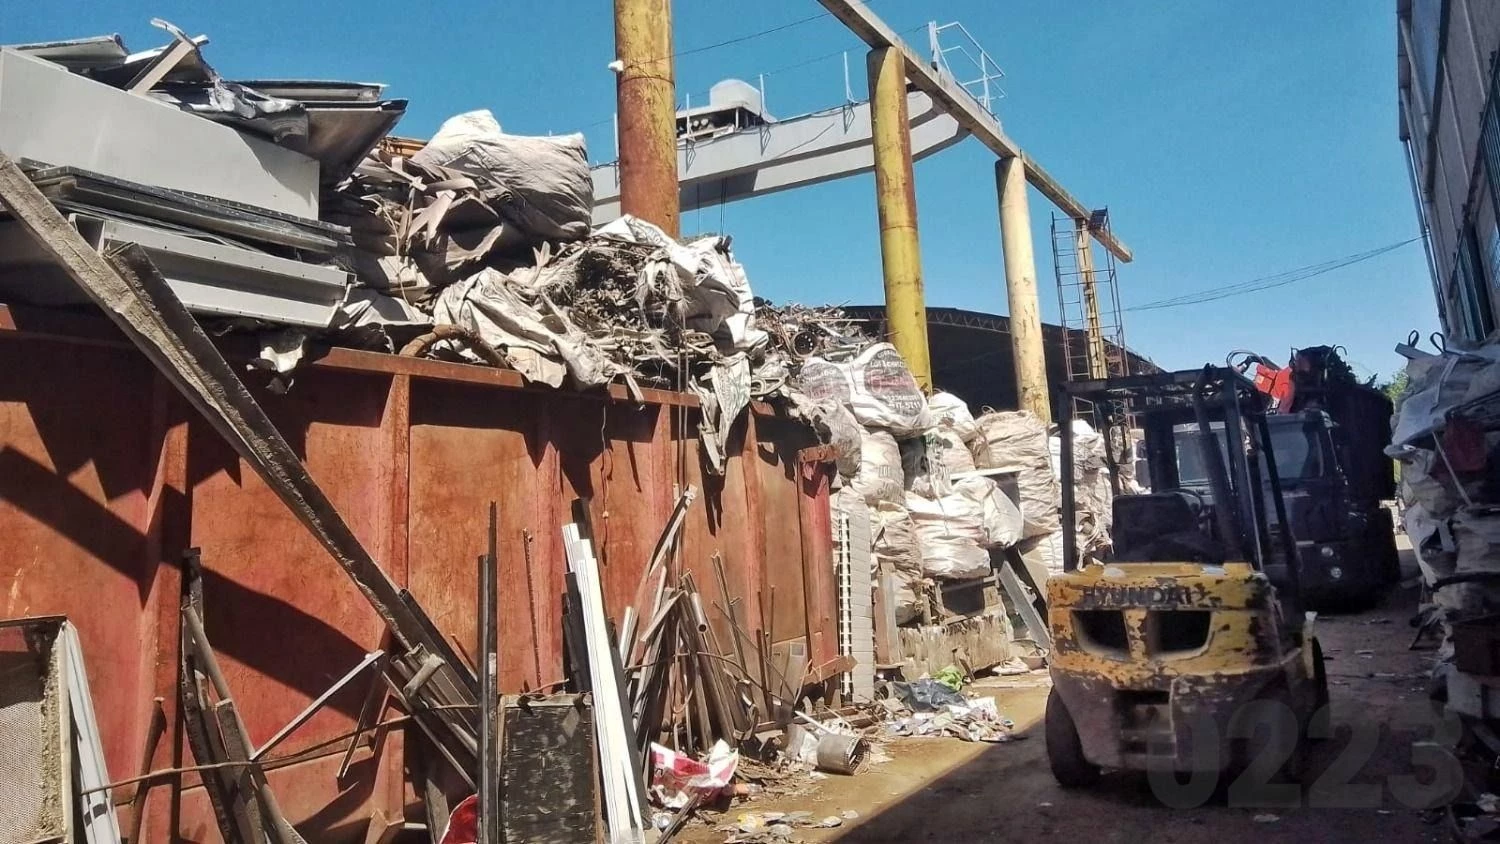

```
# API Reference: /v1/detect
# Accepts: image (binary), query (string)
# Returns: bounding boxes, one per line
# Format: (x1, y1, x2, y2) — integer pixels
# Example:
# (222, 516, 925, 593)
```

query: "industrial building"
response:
(1397, 0, 1500, 340)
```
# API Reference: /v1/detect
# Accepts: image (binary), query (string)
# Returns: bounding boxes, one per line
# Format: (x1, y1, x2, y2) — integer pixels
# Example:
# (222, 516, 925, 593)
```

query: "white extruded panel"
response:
(0, 49, 319, 216)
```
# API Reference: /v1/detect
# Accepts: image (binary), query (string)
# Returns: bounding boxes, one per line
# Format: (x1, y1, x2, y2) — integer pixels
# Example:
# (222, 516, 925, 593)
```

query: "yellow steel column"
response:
(867, 47, 932, 390)
(614, 0, 681, 237)
(996, 156, 1052, 422)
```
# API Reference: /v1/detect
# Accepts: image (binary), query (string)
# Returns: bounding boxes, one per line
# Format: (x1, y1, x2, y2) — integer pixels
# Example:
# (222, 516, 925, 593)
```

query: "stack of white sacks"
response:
(802, 345, 1023, 625)
(961, 410, 1117, 589)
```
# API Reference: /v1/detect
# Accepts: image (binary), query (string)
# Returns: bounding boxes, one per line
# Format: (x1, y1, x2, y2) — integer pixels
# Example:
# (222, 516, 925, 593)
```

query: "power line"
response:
(1123, 237, 1423, 313)
(672, 12, 832, 61)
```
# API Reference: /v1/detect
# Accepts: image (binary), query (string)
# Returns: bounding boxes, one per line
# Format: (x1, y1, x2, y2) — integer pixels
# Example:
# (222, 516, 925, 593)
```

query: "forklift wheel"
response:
(1046, 689, 1100, 788)
(1309, 637, 1331, 738)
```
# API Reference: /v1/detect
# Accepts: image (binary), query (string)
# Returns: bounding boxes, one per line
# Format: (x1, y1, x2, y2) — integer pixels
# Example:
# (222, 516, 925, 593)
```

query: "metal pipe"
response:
(997, 157, 1052, 421)
(1059, 397, 1078, 572)
(1220, 386, 1263, 567)
(1073, 219, 1109, 379)
(478, 503, 499, 844)
(1192, 369, 1241, 556)
(867, 46, 933, 390)
(1255, 414, 1304, 607)
(614, 0, 680, 236)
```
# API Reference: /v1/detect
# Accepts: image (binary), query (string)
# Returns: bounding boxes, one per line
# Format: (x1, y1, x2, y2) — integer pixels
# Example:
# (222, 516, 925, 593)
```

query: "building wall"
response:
(1400, 0, 1500, 342)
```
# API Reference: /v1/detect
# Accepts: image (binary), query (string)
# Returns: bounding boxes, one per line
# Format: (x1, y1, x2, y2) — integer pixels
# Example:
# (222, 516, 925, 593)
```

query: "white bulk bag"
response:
(845, 344, 931, 437)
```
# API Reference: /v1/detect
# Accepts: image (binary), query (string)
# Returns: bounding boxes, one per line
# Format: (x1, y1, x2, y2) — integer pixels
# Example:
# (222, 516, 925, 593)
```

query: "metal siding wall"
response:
(1469, 0, 1500, 57)
(182, 366, 406, 840)
(0, 336, 158, 795)
(0, 318, 831, 840)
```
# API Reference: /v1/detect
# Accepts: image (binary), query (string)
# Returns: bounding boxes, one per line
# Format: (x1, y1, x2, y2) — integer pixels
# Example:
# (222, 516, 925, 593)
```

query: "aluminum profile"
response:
(0, 214, 350, 328)
(0, 48, 319, 216)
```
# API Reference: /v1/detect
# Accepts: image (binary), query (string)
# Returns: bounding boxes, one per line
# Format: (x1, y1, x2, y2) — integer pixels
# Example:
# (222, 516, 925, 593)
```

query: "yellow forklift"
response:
(1044, 366, 1328, 787)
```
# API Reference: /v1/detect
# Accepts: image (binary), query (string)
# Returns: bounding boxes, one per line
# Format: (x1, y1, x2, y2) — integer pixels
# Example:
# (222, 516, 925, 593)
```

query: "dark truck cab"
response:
(1170, 403, 1399, 607)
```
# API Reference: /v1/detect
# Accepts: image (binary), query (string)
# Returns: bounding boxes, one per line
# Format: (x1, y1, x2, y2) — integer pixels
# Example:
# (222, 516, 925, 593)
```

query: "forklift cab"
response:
(1060, 366, 1305, 611)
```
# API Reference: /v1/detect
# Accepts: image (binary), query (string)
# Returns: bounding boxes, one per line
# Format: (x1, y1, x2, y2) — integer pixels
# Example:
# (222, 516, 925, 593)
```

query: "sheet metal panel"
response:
(184, 367, 399, 761)
(0, 337, 158, 777)
(0, 49, 319, 216)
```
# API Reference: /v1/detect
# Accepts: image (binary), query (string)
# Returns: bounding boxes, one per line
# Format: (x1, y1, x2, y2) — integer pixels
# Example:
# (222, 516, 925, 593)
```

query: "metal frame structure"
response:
(815, 0, 1133, 262)
(1052, 210, 1129, 384)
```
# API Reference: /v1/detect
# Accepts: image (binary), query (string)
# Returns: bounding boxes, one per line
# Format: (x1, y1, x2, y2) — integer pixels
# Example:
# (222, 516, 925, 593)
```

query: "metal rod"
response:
(126, 698, 167, 844)
(337, 653, 391, 781)
(478, 502, 499, 844)
(252, 650, 385, 762)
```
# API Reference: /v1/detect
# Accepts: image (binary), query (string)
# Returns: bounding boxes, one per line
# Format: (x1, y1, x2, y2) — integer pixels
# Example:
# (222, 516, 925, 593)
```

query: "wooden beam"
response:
(814, 0, 1133, 262)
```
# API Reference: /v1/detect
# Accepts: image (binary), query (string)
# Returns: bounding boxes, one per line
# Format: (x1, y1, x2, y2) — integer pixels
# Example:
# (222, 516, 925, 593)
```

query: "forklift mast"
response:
(1057, 367, 1304, 605)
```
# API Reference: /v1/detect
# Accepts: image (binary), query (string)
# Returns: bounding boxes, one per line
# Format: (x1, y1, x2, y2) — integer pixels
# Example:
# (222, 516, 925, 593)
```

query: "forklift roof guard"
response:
(1057, 366, 1304, 603)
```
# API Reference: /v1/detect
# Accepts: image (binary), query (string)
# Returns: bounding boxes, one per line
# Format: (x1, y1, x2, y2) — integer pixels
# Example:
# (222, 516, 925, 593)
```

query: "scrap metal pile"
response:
(1389, 334, 1500, 705)
(0, 21, 876, 476)
(0, 19, 1047, 844)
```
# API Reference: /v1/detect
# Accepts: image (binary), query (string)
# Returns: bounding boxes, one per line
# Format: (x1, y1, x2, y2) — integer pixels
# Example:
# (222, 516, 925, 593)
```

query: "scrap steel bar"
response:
(813, 0, 1133, 262)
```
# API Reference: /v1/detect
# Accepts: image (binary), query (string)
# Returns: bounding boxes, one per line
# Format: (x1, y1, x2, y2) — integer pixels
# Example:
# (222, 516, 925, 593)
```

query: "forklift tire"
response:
(1046, 689, 1100, 788)
(1309, 637, 1331, 738)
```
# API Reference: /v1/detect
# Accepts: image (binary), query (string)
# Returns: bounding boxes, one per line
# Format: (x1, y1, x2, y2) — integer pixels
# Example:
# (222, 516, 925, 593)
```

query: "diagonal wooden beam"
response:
(815, 0, 1133, 262)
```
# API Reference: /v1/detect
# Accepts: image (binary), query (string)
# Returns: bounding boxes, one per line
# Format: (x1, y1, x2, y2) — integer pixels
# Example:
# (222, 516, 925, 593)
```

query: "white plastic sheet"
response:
(1051, 419, 1115, 554)
(430, 268, 620, 387)
(596, 216, 767, 352)
(927, 391, 979, 443)
(906, 478, 1011, 580)
(413, 110, 593, 243)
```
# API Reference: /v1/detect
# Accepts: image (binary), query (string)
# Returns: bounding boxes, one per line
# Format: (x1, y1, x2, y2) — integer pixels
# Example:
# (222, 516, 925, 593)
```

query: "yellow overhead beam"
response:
(815, 0, 1133, 263)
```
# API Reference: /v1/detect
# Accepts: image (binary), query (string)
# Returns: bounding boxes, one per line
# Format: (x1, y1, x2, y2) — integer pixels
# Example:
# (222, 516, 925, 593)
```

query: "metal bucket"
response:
(814, 733, 869, 775)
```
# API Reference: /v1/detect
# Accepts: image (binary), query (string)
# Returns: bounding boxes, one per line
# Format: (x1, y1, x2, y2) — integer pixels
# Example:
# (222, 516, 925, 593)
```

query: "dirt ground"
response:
(681, 542, 1455, 843)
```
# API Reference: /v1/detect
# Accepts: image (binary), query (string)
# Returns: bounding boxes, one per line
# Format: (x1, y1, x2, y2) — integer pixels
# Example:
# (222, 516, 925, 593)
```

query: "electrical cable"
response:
(1124, 237, 1423, 313)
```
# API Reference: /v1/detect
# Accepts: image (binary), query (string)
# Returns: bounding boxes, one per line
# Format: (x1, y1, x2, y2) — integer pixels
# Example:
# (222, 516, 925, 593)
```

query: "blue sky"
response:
(4, 1, 1436, 382)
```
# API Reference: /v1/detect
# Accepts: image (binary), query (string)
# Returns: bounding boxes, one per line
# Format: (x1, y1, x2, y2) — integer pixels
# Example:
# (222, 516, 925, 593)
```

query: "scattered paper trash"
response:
(650, 740, 739, 809)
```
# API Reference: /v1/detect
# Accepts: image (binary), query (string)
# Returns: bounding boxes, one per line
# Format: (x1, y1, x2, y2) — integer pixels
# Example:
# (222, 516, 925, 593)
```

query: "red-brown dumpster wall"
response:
(0, 304, 835, 842)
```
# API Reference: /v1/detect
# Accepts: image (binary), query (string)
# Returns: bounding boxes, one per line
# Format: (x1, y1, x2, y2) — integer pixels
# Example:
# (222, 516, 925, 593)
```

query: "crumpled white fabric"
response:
(413, 109, 593, 243)
(906, 477, 1017, 580)
(430, 268, 622, 387)
(596, 216, 768, 352)
(971, 410, 1061, 538)
(927, 391, 979, 443)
